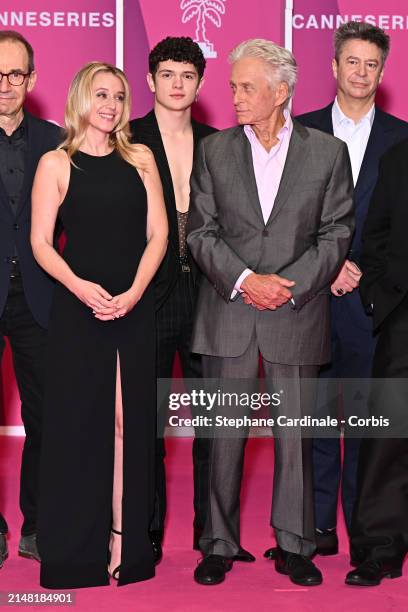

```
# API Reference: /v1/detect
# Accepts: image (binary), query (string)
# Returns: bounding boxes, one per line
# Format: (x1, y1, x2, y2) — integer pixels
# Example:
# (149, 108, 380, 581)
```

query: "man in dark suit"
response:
(130, 37, 232, 564)
(266, 22, 408, 559)
(188, 38, 354, 586)
(0, 30, 61, 566)
(345, 138, 408, 586)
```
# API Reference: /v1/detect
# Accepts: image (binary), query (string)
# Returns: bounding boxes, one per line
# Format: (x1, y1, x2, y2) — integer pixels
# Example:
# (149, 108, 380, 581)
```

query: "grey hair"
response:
(229, 38, 297, 100)
(334, 21, 390, 65)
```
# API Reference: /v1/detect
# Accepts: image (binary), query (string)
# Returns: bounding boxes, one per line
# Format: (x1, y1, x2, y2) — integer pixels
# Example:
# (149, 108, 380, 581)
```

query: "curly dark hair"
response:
(149, 36, 206, 79)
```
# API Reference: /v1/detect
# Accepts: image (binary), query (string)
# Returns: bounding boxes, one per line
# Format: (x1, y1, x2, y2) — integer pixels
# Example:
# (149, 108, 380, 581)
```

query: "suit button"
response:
(13, 223, 19, 230)
(262, 229, 269, 237)
(394, 284, 404, 293)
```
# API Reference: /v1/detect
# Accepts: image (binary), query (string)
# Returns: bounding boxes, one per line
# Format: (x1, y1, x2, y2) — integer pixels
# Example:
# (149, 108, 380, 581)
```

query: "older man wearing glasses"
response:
(0, 30, 61, 567)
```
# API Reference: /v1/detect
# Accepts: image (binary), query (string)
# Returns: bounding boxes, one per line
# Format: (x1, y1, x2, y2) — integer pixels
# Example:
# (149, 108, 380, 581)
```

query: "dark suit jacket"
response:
(297, 103, 408, 336)
(360, 138, 408, 330)
(0, 111, 62, 328)
(297, 103, 408, 265)
(130, 110, 216, 310)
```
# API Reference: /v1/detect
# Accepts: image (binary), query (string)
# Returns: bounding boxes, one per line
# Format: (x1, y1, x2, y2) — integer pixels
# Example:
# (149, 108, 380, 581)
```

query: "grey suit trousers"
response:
(199, 333, 318, 557)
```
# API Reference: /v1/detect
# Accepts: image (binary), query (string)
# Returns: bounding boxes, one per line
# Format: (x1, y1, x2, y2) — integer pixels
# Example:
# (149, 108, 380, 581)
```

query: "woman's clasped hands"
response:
(72, 278, 140, 320)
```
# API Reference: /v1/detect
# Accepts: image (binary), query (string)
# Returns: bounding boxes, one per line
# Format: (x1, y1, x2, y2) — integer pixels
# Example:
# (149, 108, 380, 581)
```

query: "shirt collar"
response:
(0, 113, 27, 141)
(333, 96, 375, 128)
(244, 108, 293, 147)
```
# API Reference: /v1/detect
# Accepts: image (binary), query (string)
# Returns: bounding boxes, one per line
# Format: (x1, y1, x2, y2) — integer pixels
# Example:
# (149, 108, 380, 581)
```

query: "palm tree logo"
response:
(180, 0, 226, 59)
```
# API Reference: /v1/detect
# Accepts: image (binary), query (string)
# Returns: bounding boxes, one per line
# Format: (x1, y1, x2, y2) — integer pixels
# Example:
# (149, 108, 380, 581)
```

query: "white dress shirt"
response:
(332, 97, 375, 186)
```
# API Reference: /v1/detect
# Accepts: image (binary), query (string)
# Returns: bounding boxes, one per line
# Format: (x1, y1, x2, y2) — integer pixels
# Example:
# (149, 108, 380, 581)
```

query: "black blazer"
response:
(297, 103, 408, 266)
(130, 110, 216, 310)
(360, 138, 408, 330)
(0, 111, 62, 328)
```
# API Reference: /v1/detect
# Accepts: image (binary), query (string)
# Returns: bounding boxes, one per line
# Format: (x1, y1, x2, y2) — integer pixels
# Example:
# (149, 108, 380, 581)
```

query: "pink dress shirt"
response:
(233, 110, 293, 295)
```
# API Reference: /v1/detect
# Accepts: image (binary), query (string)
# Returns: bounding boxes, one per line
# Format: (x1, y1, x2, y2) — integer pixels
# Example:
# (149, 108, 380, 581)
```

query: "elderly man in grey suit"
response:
(187, 38, 354, 587)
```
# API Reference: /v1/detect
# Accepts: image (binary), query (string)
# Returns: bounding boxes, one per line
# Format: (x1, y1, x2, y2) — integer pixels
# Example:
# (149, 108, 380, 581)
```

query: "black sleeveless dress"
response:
(38, 150, 155, 588)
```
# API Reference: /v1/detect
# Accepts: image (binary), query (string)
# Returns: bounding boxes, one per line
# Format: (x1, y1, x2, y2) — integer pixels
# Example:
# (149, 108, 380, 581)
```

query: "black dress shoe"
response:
(264, 546, 278, 560)
(233, 547, 256, 562)
(18, 534, 40, 562)
(194, 554, 233, 585)
(264, 530, 338, 561)
(275, 547, 323, 586)
(149, 530, 163, 565)
(345, 559, 402, 586)
(193, 529, 255, 562)
(315, 529, 338, 556)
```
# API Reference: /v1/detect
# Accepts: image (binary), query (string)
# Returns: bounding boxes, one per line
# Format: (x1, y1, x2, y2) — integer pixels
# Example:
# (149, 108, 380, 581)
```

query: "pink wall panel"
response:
(128, 0, 284, 129)
(0, 1, 117, 426)
(3, 1, 408, 427)
(292, 0, 408, 119)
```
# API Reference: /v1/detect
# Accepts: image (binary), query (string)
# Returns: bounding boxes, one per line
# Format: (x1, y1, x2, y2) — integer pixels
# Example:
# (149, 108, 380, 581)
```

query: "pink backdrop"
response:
(1, 0, 408, 426)
(0, 1, 117, 427)
(125, 0, 284, 129)
(292, 0, 408, 117)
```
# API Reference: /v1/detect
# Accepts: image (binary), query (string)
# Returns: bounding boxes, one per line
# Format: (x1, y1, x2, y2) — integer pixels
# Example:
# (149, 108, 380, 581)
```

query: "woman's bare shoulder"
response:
(38, 148, 69, 172)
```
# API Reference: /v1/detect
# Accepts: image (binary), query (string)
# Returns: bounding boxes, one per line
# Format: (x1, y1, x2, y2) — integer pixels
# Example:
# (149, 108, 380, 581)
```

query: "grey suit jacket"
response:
(187, 120, 354, 365)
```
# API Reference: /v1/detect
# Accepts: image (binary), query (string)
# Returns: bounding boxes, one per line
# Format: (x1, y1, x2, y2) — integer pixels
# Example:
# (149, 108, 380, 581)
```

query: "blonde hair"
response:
(60, 62, 137, 166)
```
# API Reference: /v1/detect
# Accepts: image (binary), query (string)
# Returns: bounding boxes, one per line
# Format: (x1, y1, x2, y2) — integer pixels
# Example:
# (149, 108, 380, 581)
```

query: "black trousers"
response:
(350, 294, 408, 564)
(0, 275, 47, 536)
(152, 271, 209, 534)
(313, 295, 376, 532)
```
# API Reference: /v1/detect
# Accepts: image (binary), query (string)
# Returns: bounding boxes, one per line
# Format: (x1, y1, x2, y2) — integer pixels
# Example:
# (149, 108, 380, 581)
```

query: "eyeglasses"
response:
(0, 71, 31, 86)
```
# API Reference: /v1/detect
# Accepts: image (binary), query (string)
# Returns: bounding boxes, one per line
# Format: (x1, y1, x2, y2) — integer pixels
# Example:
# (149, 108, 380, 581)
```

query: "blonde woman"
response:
(31, 62, 168, 588)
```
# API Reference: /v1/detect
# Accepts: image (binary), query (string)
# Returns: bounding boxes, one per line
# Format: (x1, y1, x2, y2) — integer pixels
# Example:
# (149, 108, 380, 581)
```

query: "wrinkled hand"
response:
(331, 260, 362, 296)
(241, 273, 295, 310)
(242, 291, 268, 310)
(93, 289, 140, 321)
(72, 278, 116, 313)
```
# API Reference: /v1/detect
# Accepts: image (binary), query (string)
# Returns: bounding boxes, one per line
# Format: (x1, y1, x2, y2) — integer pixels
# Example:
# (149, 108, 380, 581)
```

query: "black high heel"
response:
(108, 527, 122, 581)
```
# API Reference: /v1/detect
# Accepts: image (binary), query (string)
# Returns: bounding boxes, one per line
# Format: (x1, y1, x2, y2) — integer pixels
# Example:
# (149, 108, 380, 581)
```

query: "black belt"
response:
(9, 257, 21, 279)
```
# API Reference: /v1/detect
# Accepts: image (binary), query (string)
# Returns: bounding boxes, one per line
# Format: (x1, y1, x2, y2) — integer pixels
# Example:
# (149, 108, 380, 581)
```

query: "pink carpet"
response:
(0, 436, 407, 611)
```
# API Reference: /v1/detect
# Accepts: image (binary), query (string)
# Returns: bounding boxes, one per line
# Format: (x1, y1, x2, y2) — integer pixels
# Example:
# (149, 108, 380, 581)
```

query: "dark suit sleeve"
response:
(359, 153, 393, 308)
(187, 139, 250, 303)
(44, 122, 63, 150)
(278, 141, 355, 309)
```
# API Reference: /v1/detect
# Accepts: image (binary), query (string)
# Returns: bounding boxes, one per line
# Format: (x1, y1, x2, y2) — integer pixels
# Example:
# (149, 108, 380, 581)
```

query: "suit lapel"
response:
(313, 103, 334, 135)
(266, 121, 310, 226)
(354, 108, 386, 202)
(138, 111, 179, 252)
(232, 128, 264, 223)
(140, 111, 176, 203)
(192, 119, 206, 150)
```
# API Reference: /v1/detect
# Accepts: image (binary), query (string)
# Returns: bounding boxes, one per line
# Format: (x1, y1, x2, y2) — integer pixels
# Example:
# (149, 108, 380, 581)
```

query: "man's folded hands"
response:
(241, 272, 295, 310)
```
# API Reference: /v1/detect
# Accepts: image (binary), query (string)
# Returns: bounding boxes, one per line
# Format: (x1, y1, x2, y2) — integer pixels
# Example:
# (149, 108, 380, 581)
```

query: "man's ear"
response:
(276, 81, 289, 107)
(146, 72, 155, 93)
(27, 70, 37, 93)
(332, 58, 338, 80)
